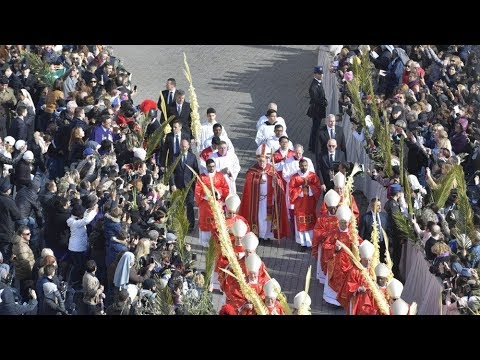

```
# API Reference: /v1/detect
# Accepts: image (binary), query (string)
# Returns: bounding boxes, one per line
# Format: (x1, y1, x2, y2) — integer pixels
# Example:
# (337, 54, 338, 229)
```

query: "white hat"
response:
(15, 139, 26, 150)
(391, 298, 409, 315)
(336, 204, 352, 222)
(264, 278, 281, 299)
(374, 263, 390, 278)
(293, 291, 311, 309)
(324, 189, 341, 207)
(241, 232, 259, 251)
(408, 174, 422, 191)
(23, 150, 34, 161)
(333, 172, 345, 188)
(358, 240, 375, 259)
(256, 144, 272, 157)
(133, 147, 146, 161)
(245, 253, 262, 273)
(231, 219, 248, 238)
(225, 194, 241, 213)
(4, 136, 15, 146)
(387, 278, 404, 299)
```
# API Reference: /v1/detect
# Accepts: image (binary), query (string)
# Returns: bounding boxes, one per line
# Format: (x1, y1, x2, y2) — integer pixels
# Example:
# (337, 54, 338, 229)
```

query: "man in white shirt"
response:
(265, 124, 293, 152)
(255, 109, 287, 146)
(256, 103, 286, 131)
(203, 123, 234, 153)
(208, 141, 240, 194)
(198, 107, 228, 151)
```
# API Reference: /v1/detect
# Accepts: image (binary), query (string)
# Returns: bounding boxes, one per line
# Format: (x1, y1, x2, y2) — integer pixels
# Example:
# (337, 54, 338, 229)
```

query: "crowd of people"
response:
(1, 44, 479, 315)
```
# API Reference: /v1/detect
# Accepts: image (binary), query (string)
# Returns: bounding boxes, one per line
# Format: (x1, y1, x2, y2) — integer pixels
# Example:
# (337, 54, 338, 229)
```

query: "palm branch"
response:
(433, 165, 457, 208)
(21, 50, 55, 88)
(158, 92, 171, 135)
(145, 115, 176, 159)
(393, 210, 418, 244)
(152, 276, 174, 315)
(203, 237, 217, 292)
(399, 138, 413, 214)
(453, 165, 475, 238)
(162, 151, 182, 186)
(381, 229, 394, 281)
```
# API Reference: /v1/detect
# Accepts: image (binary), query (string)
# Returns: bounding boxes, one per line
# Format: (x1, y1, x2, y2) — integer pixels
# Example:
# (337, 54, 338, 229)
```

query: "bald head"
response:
(431, 224, 441, 236)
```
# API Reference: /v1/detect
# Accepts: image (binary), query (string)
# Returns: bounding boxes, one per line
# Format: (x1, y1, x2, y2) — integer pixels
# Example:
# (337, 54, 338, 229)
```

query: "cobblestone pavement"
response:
(113, 45, 365, 314)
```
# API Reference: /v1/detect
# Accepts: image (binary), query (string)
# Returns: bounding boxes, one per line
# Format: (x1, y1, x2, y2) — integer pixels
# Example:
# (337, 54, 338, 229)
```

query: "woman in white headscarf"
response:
(113, 251, 154, 301)
(17, 88, 36, 140)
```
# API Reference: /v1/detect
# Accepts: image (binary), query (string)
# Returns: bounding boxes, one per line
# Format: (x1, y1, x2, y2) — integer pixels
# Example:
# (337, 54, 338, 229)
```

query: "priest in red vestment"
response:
(339, 240, 381, 315)
(312, 189, 341, 284)
(263, 278, 285, 315)
(289, 159, 322, 248)
(238, 145, 290, 241)
(194, 158, 230, 248)
(318, 172, 360, 222)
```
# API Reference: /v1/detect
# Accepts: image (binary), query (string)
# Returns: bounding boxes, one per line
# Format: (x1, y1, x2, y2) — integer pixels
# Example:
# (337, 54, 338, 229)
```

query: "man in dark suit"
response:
(317, 139, 345, 192)
(159, 119, 191, 170)
(9, 106, 28, 141)
(170, 139, 199, 231)
(157, 78, 177, 122)
(359, 197, 389, 263)
(315, 114, 346, 164)
(307, 66, 328, 153)
(145, 108, 160, 140)
(167, 89, 192, 137)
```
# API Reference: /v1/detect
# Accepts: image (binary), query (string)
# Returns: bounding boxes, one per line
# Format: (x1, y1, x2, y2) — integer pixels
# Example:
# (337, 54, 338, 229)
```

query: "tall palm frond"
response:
(146, 115, 176, 159)
(433, 165, 457, 208)
(162, 151, 182, 186)
(183, 53, 201, 148)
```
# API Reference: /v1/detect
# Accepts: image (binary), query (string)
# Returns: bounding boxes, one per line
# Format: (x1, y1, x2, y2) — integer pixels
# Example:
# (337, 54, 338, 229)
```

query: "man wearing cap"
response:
(239, 146, 290, 242)
(263, 278, 285, 315)
(0, 76, 16, 139)
(339, 240, 382, 314)
(318, 172, 360, 223)
(224, 193, 250, 247)
(313, 189, 341, 284)
(289, 159, 322, 249)
(194, 158, 230, 247)
(322, 204, 362, 306)
(198, 108, 229, 152)
(307, 66, 328, 153)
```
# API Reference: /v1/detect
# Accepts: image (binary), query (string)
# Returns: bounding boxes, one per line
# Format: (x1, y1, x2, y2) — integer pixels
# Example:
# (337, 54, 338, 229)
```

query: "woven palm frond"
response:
(370, 215, 381, 277)
(183, 53, 201, 146)
(336, 240, 390, 314)
(187, 164, 268, 315)
(146, 115, 176, 159)
(381, 229, 394, 281)
(158, 92, 171, 135)
(344, 163, 361, 261)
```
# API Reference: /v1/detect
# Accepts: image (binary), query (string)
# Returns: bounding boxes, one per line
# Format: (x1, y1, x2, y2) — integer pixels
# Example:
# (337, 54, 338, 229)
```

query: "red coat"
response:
(239, 163, 290, 239)
(339, 266, 379, 315)
(312, 214, 338, 259)
(289, 171, 322, 232)
(194, 172, 230, 231)
(224, 278, 264, 315)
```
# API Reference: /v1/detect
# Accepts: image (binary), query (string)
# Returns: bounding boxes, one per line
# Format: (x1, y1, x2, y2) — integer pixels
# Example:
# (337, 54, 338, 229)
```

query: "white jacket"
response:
(67, 208, 98, 252)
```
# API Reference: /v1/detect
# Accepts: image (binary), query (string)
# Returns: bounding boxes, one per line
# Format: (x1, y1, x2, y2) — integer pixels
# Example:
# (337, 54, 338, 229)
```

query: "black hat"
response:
(20, 62, 30, 70)
(314, 66, 323, 74)
(0, 76, 9, 85)
(71, 204, 85, 218)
